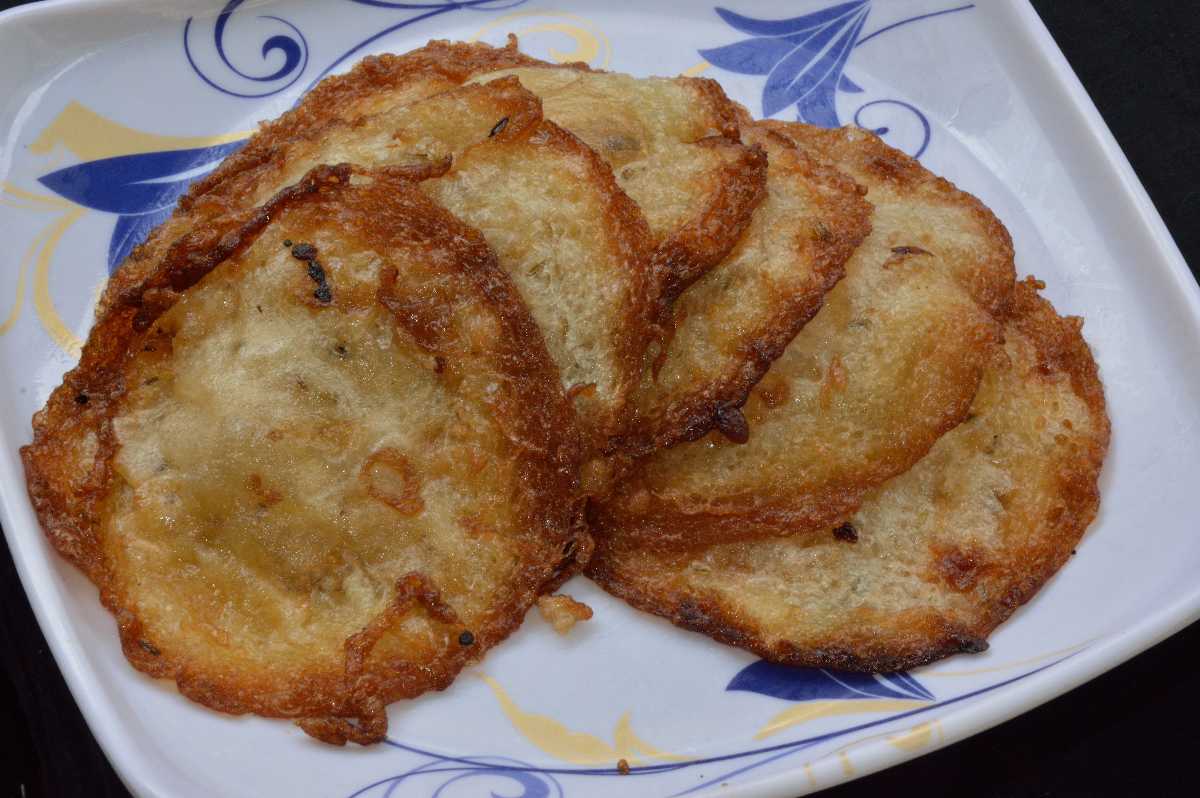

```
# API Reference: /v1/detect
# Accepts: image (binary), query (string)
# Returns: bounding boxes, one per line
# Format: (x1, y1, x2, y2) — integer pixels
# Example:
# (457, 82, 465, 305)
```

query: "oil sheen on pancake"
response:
(592, 125, 1013, 549)
(234, 36, 767, 306)
(589, 279, 1109, 671)
(302, 36, 767, 304)
(22, 167, 585, 745)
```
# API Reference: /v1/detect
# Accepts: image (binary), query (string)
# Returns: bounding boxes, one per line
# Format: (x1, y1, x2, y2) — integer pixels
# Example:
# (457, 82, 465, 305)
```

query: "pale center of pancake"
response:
(105, 230, 519, 653)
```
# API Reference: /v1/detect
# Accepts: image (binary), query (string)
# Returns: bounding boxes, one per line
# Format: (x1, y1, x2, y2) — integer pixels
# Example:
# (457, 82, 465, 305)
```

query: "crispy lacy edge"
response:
(449, 40, 767, 316)
(595, 119, 1016, 545)
(485, 119, 658, 455)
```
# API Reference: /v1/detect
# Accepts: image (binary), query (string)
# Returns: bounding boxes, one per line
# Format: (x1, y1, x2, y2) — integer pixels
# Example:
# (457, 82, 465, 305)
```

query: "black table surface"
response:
(2, 1, 1198, 796)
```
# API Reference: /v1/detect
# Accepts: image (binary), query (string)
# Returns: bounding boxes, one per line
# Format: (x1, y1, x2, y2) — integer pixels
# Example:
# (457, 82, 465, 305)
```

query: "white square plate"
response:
(1, 1, 1197, 796)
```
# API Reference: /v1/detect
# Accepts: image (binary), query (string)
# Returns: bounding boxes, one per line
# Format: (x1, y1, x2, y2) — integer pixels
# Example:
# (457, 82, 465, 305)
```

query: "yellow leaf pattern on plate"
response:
(482, 676, 688, 766)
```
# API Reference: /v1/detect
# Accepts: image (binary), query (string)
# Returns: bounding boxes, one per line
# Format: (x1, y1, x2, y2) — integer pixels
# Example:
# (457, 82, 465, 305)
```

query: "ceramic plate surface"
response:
(1, 1, 1198, 796)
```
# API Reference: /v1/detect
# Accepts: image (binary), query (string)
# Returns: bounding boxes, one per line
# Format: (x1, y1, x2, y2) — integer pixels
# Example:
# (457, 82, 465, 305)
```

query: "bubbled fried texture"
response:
(421, 120, 657, 453)
(618, 124, 871, 454)
(100, 75, 545, 318)
(593, 124, 1012, 549)
(589, 279, 1109, 671)
(22, 168, 585, 744)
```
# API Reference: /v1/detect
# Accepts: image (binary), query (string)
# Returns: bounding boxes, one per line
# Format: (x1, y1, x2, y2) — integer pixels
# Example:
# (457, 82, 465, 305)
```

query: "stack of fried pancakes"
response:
(21, 38, 1109, 743)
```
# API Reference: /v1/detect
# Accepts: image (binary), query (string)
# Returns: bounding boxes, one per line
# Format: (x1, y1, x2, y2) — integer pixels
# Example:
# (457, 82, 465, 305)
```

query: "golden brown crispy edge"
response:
(22, 166, 587, 740)
(187, 37, 552, 206)
(588, 278, 1109, 671)
(594, 119, 1015, 548)
(650, 137, 769, 307)
(624, 125, 872, 456)
(761, 119, 1015, 320)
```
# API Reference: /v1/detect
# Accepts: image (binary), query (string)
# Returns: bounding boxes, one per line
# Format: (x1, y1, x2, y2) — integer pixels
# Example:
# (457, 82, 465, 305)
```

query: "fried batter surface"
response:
(421, 120, 656, 452)
(102, 74, 542, 319)
(109, 69, 658, 454)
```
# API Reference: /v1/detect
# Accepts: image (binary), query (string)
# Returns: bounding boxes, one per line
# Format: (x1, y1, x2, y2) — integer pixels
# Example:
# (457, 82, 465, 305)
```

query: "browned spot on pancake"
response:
(247, 473, 283, 507)
(361, 448, 424, 515)
(818, 355, 848, 409)
(932, 545, 987, 592)
(832, 522, 858, 543)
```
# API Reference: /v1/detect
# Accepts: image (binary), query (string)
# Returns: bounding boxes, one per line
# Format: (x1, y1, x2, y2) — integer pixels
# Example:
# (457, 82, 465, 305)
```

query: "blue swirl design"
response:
(349, 754, 563, 798)
(48, 0, 530, 272)
(700, 2, 975, 157)
(854, 98, 933, 159)
(38, 141, 246, 273)
(346, 654, 1080, 797)
(184, 1, 310, 99)
(184, 1, 530, 100)
(727, 661, 934, 702)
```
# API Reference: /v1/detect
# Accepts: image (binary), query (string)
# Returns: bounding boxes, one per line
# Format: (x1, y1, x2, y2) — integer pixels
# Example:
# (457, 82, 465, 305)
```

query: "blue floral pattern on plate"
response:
(38, 141, 245, 273)
(345, 655, 1078, 797)
(700, 1, 872, 125)
(727, 660, 934, 702)
(700, 2, 976, 157)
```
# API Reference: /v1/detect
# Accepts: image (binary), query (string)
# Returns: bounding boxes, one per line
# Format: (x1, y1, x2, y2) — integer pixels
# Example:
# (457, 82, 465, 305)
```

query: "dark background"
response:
(2, 1, 1198, 796)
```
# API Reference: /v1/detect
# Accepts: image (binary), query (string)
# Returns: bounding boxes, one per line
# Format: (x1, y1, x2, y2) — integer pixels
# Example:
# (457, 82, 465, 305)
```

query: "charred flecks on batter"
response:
(290, 242, 333, 303)
(489, 116, 509, 137)
(714, 404, 750, 444)
(833, 522, 858, 543)
(458, 631, 475, 646)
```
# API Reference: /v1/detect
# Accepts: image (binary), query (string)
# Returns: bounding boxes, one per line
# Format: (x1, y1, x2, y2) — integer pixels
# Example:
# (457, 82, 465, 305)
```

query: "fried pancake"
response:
(22, 167, 585, 744)
(420, 119, 656, 452)
(618, 123, 871, 454)
(107, 39, 555, 305)
(589, 278, 1109, 671)
(593, 125, 1012, 549)
(467, 61, 768, 300)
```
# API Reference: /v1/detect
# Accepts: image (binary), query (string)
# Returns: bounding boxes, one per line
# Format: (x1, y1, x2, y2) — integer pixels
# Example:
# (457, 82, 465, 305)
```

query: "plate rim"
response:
(0, 0, 1198, 796)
